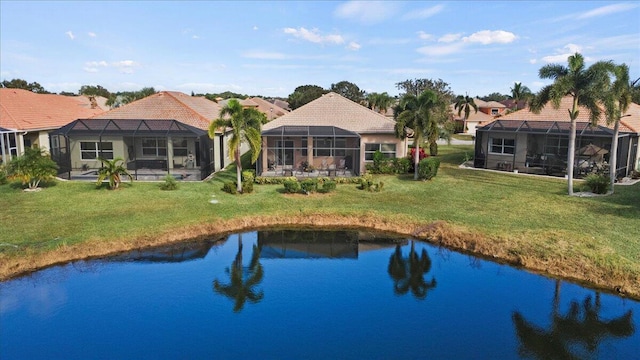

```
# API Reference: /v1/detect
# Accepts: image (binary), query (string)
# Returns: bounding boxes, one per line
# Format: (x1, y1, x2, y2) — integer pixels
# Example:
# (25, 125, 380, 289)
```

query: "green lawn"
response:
(1, 145, 639, 295)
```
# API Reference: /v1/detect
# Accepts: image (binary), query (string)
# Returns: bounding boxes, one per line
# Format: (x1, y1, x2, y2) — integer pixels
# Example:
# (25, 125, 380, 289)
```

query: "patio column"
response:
(167, 136, 174, 171)
(262, 137, 268, 173)
(307, 135, 313, 164)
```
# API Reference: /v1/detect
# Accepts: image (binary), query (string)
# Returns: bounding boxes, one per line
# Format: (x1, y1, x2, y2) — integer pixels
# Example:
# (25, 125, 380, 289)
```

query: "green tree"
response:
(1, 78, 51, 94)
(330, 80, 364, 104)
(96, 157, 133, 190)
(396, 78, 454, 154)
(213, 235, 264, 312)
(454, 94, 478, 134)
(287, 85, 327, 110)
(209, 99, 265, 193)
(602, 64, 633, 193)
(631, 77, 640, 105)
(366, 92, 394, 114)
(78, 85, 111, 98)
(509, 82, 533, 110)
(480, 92, 508, 102)
(394, 90, 440, 180)
(6, 146, 58, 190)
(530, 52, 615, 195)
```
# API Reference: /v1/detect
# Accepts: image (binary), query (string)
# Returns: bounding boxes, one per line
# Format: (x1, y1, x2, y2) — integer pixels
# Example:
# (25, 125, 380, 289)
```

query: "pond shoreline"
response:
(1, 214, 639, 300)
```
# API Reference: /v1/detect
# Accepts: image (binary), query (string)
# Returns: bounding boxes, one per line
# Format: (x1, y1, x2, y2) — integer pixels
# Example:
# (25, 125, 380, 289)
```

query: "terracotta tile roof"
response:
(0, 88, 106, 131)
(262, 92, 397, 134)
(91, 91, 221, 130)
(450, 104, 495, 122)
(249, 97, 290, 119)
(490, 96, 640, 133)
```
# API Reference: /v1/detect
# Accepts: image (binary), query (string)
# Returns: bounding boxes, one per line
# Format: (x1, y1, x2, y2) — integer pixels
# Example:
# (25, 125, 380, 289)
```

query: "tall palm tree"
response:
(509, 82, 532, 111)
(394, 90, 439, 180)
(209, 99, 266, 193)
(530, 52, 615, 195)
(454, 94, 478, 134)
(96, 157, 132, 190)
(602, 64, 632, 193)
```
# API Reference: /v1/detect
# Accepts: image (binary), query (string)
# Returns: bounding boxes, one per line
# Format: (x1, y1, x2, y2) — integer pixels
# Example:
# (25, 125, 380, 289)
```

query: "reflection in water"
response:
(513, 281, 634, 359)
(388, 241, 436, 299)
(258, 229, 359, 259)
(213, 234, 264, 312)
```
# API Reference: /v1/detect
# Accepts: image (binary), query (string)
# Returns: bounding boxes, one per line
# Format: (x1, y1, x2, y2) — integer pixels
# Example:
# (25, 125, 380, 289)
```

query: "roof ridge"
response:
(164, 91, 215, 124)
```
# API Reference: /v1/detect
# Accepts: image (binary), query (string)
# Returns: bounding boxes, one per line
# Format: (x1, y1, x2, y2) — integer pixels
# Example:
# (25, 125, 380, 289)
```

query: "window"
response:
(142, 138, 167, 157)
(489, 138, 515, 154)
(81, 141, 114, 160)
(301, 138, 307, 156)
(491, 108, 499, 115)
(314, 137, 332, 157)
(365, 143, 396, 161)
(172, 138, 188, 157)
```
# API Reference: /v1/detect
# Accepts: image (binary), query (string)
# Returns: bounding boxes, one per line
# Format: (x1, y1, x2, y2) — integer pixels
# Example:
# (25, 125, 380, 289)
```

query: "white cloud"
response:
(541, 44, 588, 63)
(192, 35, 200, 39)
(577, 3, 638, 19)
(529, 59, 537, 64)
(283, 27, 345, 45)
(346, 42, 361, 51)
(417, 43, 464, 57)
(368, 37, 411, 45)
(253, 26, 259, 31)
(438, 33, 462, 43)
(86, 60, 109, 67)
(463, 30, 517, 45)
(176, 82, 242, 93)
(88, 32, 97, 38)
(243, 51, 286, 60)
(334, 1, 399, 24)
(417, 31, 434, 41)
(402, 4, 444, 20)
(65, 31, 75, 40)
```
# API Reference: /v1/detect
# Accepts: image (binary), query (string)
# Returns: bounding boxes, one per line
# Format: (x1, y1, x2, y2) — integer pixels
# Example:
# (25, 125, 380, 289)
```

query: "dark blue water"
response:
(1, 230, 638, 359)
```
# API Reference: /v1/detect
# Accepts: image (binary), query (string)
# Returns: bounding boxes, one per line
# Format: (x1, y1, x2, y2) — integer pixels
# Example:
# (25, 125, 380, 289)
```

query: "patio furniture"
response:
(337, 158, 346, 175)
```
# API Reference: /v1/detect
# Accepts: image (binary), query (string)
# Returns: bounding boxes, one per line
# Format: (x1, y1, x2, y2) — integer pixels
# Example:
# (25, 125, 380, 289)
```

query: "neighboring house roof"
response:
(450, 104, 495, 123)
(91, 91, 221, 130)
(249, 97, 290, 119)
(75, 95, 110, 111)
(273, 99, 291, 111)
(501, 99, 527, 110)
(0, 88, 105, 131)
(218, 98, 259, 108)
(262, 92, 397, 134)
(493, 96, 639, 133)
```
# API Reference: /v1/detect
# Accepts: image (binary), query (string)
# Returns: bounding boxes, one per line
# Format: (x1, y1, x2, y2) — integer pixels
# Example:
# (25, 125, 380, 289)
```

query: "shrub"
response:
(0, 165, 7, 185)
(358, 174, 383, 192)
(242, 180, 254, 194)
(300, 179, 318, 194)
(392, 158, 411, 174)
(631, 171, 640, 180)
(159, 174, 178, 190)
(320, 180, 336, 193)
(222, 181, 238, 194)
(242, 170, 255, 183)
(283, 179, 301, 194)
(418, 157, 441, 180)
(583, 174, 610, 194)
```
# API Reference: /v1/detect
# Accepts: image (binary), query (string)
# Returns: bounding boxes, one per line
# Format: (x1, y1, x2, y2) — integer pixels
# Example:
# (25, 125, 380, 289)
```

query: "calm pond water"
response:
(1, 229, 639, 359)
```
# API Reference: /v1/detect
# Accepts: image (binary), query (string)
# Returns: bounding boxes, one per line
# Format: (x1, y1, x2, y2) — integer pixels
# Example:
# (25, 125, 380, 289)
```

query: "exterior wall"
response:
(359, 133, 406, 173)
(483, 131, 517, 170)
(69, 136, 126, 170)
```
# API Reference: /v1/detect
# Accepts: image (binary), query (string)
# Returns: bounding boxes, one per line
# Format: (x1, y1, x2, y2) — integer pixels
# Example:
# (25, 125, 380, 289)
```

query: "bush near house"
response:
(222, 181, 238, 194)
(6, 146, 58, 190)
(159, 174, 178, 191)
(283, 180, 301, 194)
(583, 174, 610, 194)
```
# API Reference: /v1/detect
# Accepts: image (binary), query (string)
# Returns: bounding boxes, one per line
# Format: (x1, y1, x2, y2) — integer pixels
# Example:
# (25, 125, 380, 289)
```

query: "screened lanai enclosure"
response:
(259, 126, 361, 177)
(0, 127, 19, 164)
(474, 120, 639, 179)
(49, 119, 214, 181)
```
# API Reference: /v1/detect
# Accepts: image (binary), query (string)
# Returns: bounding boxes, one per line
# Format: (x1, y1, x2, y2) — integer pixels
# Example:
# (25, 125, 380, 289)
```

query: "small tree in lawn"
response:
(6, 146, 58, 190)
(96, 157, 132, 190)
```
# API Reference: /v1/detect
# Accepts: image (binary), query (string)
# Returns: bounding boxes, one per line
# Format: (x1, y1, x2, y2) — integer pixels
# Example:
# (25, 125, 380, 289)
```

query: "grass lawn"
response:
(1, 145, 639, 297)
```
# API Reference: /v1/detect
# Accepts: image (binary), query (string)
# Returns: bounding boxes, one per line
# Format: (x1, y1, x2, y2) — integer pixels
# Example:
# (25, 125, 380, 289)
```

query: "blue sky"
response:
(1, 1, 638, 98)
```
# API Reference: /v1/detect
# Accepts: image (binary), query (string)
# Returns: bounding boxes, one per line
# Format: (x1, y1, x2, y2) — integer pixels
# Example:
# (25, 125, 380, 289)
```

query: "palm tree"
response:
(530, 52, 615, 195)
(454, 94, 478, 134)
(602, 64, 632, 193)
(209, 99, 266, 193)
(213, 235, 264, 312)
(366, 92, 394, 114)
(96, 157, 132, 190)
(509, 82, 532, 111)
(394, 90, 440, 180)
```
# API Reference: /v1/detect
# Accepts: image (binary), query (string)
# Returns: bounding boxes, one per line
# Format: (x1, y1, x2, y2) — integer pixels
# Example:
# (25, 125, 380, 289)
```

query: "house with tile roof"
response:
(451, 98, 507, 136)
(0, 88, 106, 164)
(259, 92, 407, 176)
(473, 96, 640, 179)
(49, 91, 239, 181)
